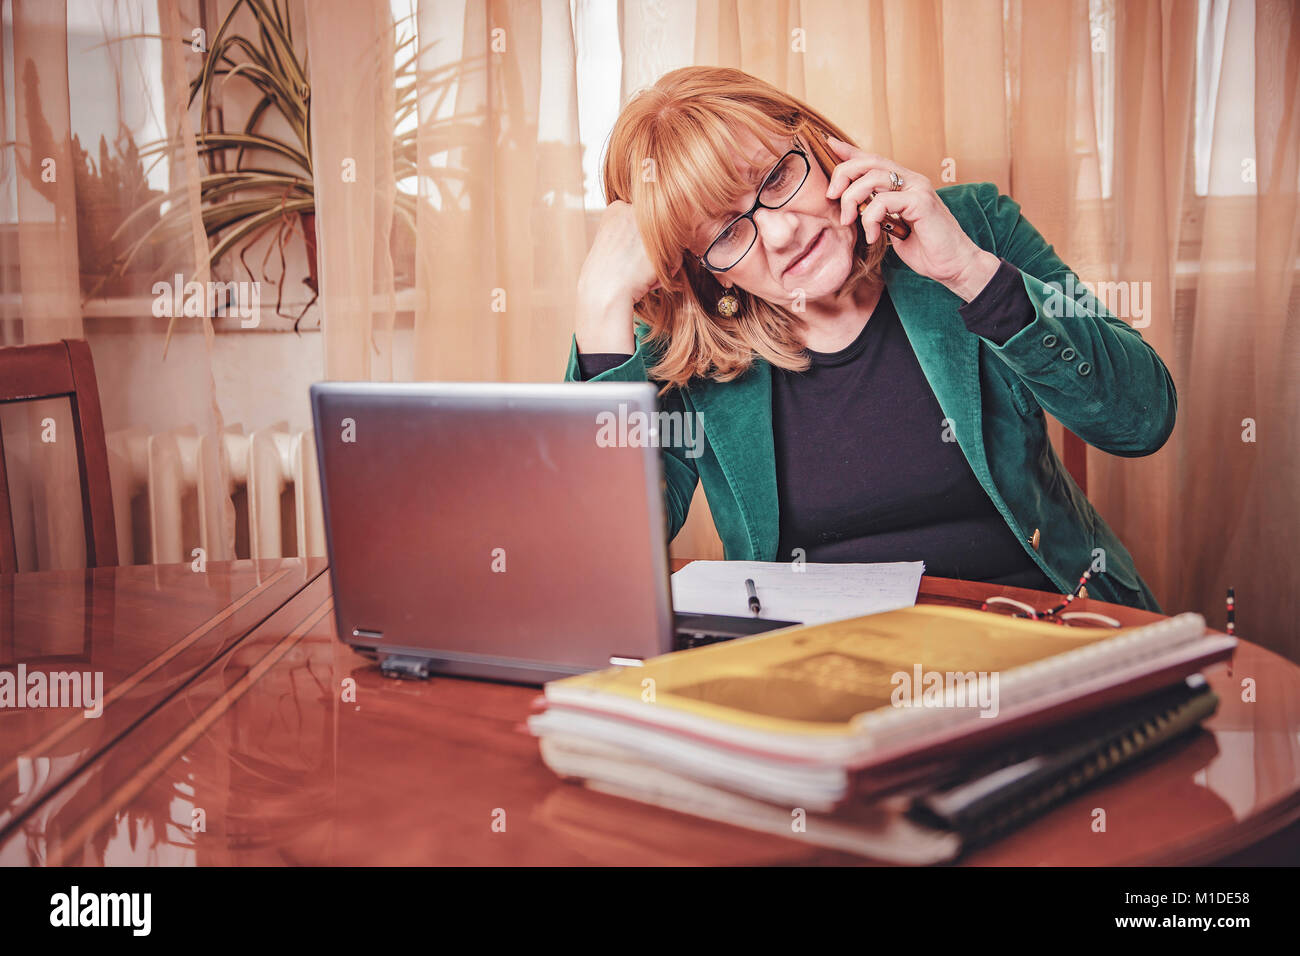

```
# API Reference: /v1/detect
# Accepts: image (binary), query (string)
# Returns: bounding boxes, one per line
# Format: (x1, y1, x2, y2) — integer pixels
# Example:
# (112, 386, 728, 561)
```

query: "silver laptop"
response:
(310, 381, 797, 685)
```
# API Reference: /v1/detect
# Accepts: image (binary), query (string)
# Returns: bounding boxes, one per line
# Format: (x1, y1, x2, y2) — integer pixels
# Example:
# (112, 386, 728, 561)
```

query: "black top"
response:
(576, 258, 1056, 590)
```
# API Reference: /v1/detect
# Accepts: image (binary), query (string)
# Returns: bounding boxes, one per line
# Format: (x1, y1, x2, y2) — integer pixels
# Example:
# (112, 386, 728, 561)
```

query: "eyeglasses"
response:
(697, 147, 812, 272)
(979, 568, 1122, 628)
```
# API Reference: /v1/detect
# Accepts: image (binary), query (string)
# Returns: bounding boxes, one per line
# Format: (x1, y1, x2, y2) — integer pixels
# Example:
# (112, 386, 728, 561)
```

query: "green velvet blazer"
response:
(564, 182, 1175, 612)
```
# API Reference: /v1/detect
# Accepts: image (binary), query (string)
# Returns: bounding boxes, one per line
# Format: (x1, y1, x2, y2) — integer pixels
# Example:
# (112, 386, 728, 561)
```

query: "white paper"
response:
(671, 560, 925, 626)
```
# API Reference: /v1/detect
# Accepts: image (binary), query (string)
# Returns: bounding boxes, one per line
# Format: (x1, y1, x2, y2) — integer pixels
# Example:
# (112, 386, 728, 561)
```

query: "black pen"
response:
(745, 578, 761, 616)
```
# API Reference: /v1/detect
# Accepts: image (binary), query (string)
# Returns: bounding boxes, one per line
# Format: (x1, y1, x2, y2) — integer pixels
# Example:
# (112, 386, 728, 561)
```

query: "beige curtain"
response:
(690, 0, 1299, 658)
(0, 0, 85, 571)
(304, 0, 397, 382)
(1, 0, 235, 570)
(6, 1, 1292, 662)
(302, 0, 587, 385)
(155, 0, 237, 564)
(1164, 0, 1299, 649)
(411, 0, 588, 383)
(300, 0, 1295, 657)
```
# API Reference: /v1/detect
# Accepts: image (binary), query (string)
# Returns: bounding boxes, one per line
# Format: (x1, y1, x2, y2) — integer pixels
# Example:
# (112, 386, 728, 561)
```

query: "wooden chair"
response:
(0, 338, 117, 572)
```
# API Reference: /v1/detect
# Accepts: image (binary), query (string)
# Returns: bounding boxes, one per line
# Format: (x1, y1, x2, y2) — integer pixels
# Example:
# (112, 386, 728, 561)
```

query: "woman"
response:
(566, 66, 1175, 612)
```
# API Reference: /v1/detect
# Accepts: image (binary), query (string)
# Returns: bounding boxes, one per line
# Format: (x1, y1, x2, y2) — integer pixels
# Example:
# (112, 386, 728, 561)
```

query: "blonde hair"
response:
(602, 66, 888, 390)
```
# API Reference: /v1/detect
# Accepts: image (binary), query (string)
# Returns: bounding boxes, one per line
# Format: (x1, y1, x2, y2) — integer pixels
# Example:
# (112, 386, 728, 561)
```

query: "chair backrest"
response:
(0, 338, 117, 572)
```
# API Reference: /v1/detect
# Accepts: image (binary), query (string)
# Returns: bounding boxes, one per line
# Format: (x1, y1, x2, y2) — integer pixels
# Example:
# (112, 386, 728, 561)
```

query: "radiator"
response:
(105, 423, 326, 566)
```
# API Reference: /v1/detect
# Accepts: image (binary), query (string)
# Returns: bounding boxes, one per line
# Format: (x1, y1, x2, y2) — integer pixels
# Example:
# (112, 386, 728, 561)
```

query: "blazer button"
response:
(1077, 361, 1092, 376)
(1030, 528, 1041, 551)
(1042, 334, 1058, 348)
(1061, 347, 1077, 361)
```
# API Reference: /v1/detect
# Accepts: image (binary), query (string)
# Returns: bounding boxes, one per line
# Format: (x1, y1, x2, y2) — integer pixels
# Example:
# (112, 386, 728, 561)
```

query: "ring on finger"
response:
(858, 175, 902, 215)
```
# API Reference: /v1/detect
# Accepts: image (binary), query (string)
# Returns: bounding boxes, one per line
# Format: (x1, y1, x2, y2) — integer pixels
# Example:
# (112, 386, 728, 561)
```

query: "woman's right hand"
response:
(575, 200, 662, 354)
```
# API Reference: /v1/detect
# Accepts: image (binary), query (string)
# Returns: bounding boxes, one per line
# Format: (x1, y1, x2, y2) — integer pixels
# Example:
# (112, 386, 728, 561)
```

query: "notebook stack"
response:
(529, 604, 1235, 863)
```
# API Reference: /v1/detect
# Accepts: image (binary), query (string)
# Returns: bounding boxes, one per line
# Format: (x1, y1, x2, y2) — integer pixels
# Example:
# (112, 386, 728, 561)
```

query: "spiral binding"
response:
(958, 690, 1214, 849)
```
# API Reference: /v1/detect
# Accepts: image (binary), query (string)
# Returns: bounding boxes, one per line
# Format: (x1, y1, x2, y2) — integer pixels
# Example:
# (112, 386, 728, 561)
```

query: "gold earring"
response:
(717, 290, 740, 317)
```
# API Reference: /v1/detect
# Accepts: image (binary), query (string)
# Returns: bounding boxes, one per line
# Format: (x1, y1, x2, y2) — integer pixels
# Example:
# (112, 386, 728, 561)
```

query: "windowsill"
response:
(77, 285, 422, 330)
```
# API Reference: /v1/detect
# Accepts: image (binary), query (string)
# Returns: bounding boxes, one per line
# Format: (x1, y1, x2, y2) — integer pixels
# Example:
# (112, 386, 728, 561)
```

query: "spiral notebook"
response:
(531, 604, 1236, 812)
(537, 675, 1219, 864)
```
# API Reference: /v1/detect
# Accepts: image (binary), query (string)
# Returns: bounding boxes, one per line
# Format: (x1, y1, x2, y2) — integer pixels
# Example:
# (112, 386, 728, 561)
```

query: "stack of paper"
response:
(530, 604, 1234, 863)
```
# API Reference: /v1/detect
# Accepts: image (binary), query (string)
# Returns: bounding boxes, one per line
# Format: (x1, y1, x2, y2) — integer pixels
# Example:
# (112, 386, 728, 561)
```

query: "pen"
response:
(745, 578, 761, 616)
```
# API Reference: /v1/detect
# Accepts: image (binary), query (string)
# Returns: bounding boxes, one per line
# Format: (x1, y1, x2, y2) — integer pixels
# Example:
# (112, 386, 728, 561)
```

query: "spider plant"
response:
(104, 0, 481, 339)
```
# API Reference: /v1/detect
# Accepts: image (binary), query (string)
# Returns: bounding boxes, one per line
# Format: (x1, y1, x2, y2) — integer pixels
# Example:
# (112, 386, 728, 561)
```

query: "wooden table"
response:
(2, 558, 1298, 865)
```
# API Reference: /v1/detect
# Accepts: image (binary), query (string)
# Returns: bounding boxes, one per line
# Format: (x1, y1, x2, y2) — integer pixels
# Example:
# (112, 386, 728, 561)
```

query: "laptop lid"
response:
(310, 381, 675, 684)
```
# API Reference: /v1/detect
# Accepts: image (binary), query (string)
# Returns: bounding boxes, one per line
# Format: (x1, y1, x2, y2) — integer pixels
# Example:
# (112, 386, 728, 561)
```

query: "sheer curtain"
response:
(688, 0, 1298, 657)
(0, 0, 85, 570)
(302, 0, 587, 385)
(304, 0, 397, 382)
(176, 0, 1300, 657)
(3, 1, 1294, 659)
(1, 0, 236, 571)
(407, 0, 588, 383)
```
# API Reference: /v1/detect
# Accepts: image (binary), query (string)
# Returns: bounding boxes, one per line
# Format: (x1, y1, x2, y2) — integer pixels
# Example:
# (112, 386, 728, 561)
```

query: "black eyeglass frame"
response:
(696, 146, 812, 273)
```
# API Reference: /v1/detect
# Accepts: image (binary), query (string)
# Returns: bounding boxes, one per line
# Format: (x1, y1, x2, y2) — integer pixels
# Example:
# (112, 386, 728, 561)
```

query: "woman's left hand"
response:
(824, 136, 998, 301)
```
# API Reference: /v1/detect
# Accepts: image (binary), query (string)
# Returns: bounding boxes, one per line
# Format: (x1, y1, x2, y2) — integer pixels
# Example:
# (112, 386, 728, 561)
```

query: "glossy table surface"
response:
(2, 558, 1297, 866)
